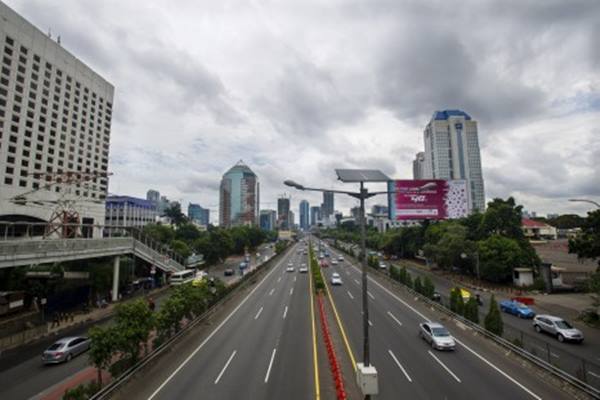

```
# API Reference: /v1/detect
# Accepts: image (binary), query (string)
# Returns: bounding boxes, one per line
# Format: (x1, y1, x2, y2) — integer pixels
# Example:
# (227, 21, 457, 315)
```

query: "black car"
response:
(224, 269, 234, 276)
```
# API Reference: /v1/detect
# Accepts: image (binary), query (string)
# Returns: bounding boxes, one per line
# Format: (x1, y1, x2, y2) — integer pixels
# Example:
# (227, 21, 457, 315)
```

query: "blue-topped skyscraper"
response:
(299, 200, 310, 231)
(422, 110, 485, 212)
(219, 160, 260, 227)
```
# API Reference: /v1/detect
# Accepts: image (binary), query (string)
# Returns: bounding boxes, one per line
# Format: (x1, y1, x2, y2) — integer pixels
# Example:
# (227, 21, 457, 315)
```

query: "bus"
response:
(170, 270, 195, 286)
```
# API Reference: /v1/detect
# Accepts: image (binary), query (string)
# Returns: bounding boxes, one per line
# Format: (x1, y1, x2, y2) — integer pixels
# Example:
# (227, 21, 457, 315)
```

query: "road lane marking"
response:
(264, 348, 277, 383)
(347, 291, 354, 300)
(367, 291, 375, 300)
(351, 264, 543, 400)
(290, 287, 294, 296)
(308, 247, 321, 399)
(214, 350, 237, 384)
(368, 320, 373, 327)
(388, 350, 412, 382)
(283, 306, 288, 319)
(294, 276, 297, 282)
(354, 279, 360, 285)
(278, 277, 282, 283)
(588, 371, 600, 379)
(269, 288, 275, 296)
(428, 350, 461, 383)
(255, 306, 264, 320)
(147, 247, 291, 400)
(323, 265, 357, 371)
(387, 311, 403, 327)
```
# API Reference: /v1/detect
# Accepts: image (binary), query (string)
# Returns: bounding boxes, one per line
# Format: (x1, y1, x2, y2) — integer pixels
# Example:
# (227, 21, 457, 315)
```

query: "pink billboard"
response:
(387, 179, 469, 220)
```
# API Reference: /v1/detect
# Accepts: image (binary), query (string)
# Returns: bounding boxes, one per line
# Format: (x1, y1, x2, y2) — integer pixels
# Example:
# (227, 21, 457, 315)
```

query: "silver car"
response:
(419, 322, 456, 350)
(42, 336, 91, 364)
(533, 315, 584, 343)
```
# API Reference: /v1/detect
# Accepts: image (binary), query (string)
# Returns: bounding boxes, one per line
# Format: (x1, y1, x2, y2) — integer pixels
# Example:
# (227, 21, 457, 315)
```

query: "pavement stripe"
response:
(254, 306, 264, 320)
(264, 348, 277, 383)
(278, 277, 282, 283)
(347, 291, 354, 300)
(367, 291, 375, 300)
(588, 371, 600, 379)
(308, 249, 321, 399)
(269, 288, 274, 296)
(147, 249, 290, 400)
(351, 263, 542, 400)
(387, 311, 403, 327)
(290, 287, 294, 296)
(214, 350, 237, 384)
(283, 306, 288, 319)
(354, 279, 360, 285)
(294, 276, 297, 282)
(388, 349, 412, 382)
(368, 320, 373, 327)
(428, 350, 461, 383)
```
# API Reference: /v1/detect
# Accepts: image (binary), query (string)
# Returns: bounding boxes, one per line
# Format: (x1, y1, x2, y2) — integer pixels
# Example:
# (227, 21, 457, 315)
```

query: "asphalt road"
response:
(321, 242, 574, 399)
(134, 243, 315, 400)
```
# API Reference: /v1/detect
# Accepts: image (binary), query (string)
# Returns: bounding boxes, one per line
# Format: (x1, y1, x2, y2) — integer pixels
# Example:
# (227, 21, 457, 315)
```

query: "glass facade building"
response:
(219, 160, 259, 227)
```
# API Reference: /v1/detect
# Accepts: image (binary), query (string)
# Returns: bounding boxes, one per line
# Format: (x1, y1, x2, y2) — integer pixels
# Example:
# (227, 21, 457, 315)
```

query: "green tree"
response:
(413, 276, 423, 294)
(88, 325, 118, 386)
(464, 297, 480, 323)
(450, 287, 464, 315)
(175, 223, 202, 243)
(569, 210, 600, 268)
(479, 197, 524, 240)
(113, 300, 155, 364)
(478, 235, 528, 283)
(170, 240, 192, 259)
(422, 276, 435, 299)
(164, 203, 187, 226)
(423, 223, 474, 272)
(484, 295, 503, 336)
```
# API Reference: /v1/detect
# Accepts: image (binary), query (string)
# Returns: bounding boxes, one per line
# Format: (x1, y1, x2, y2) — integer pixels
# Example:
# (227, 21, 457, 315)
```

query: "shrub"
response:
(464, 297, 479, 323)
(422, 276, 435, 299)
(484, 295, 504, 336)
(413, 277, 423, 294)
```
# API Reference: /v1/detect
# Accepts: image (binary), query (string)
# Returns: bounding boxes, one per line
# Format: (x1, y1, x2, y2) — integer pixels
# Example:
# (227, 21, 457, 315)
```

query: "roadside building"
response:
(105, 196, 157, 230)
(522, 218, 558, 240)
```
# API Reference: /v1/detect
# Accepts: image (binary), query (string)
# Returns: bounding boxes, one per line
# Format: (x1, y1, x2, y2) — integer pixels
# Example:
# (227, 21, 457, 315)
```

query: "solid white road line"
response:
(255, 306, 264, 320)
(214, 350, 237, 384)
(387, 311, 403, 327)
(588, 371, 600, 379)
(347, 291, 354, 300)
(264, 348, 277, 383)
(388, 350, 412, 382)
(283, 306, 288, 319)
(428, 350, 461, 383)
(269, 288, 275, 296)
(147, 250, 289, 400)
(348, 263, 543, 400)
(290, 287, 294, 296)
(367, 291, 375, 300)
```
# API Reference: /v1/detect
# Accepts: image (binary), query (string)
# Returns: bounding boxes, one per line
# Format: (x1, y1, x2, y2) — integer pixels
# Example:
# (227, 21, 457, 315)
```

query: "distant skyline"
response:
(7, 0, 598, 219)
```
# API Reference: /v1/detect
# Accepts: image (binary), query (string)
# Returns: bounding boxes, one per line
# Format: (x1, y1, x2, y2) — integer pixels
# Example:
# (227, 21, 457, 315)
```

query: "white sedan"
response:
(331, 272, 343, 286)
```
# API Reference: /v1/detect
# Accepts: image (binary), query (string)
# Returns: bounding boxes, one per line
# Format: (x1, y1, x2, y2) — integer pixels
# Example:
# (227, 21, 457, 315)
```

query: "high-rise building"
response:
(259, 209, 276, 231)
(299, 200, 309, 230)
(322, 191, 334, 219)
(288, 210, 295, 229)
(219, 160, 259, 227)
(310, 206, 321, 227)
(0, 3, 114, 236)
(371, 204, 388, 216)
(147, 190, 160, 207)
(105, 196, 157, 229)
(412, 152, 425, 179)
(277, 195, 290, 230)
(188, 203, 209, 226)
(422, 110, 485, 211)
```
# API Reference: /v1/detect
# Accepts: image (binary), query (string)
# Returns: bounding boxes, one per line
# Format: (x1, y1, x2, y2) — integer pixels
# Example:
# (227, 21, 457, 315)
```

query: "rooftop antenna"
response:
(57, 35, 61, 45)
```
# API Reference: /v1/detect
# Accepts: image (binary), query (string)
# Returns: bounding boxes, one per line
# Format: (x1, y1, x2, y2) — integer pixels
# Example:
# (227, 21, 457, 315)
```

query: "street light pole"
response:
(359, 182, 370, 368)
(569, 198, 600, 209)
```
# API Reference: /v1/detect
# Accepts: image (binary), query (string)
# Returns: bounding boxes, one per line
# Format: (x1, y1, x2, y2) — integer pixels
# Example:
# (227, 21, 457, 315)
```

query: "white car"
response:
(331, 272, 343, 286)
(286, 266, 295, 272)
(338, 256, 344, 262)
(378, 262, 387, 269)
(331, 260, 339, 265)
(299, 265, 308, 273)
(419, 322, 456, 350)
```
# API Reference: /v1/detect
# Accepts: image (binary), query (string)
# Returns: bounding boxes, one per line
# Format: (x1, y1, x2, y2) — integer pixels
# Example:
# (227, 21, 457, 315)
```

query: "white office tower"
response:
(0, 3, 114, 237)
(412, 152, 425, 179)
(423, 110, 485, 212)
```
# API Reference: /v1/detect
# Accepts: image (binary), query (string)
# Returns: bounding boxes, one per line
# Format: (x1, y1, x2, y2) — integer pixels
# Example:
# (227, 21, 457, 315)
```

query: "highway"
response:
(129, 243, 316, 400)
(321, 243, 574, 399)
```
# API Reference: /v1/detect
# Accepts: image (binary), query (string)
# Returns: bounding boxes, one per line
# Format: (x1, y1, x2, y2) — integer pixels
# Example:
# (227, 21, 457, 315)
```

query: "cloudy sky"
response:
(7, 0, 600, 222)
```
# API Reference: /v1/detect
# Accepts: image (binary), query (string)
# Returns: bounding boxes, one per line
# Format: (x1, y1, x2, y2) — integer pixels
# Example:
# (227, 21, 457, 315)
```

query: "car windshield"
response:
(555, 320, 573, 329)
(431, 327, 450, 337)
(332, 273, 339, 278)
(516, 303, 528, 309)
(47, 342, 65, 350)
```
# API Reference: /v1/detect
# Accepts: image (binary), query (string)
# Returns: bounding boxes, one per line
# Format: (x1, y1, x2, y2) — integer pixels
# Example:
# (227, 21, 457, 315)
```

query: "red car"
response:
(320, 260, 329, 268)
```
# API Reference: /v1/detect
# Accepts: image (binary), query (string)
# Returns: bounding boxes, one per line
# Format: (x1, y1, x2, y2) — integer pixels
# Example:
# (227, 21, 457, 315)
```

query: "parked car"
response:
(500, 300, 535, 318)
(378, 262, 387, 269)
(224, 269, 234, 276)
(42, 336, 91, 364)
(432, 292, 442, 302)
(331, 272, 343, 286)
(419, 322, 456, 350)
(533, 315, 584, 343)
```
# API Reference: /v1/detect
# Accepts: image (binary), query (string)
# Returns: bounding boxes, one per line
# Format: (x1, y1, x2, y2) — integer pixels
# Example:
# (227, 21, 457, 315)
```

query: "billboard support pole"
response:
(359, 182, 370, 370)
